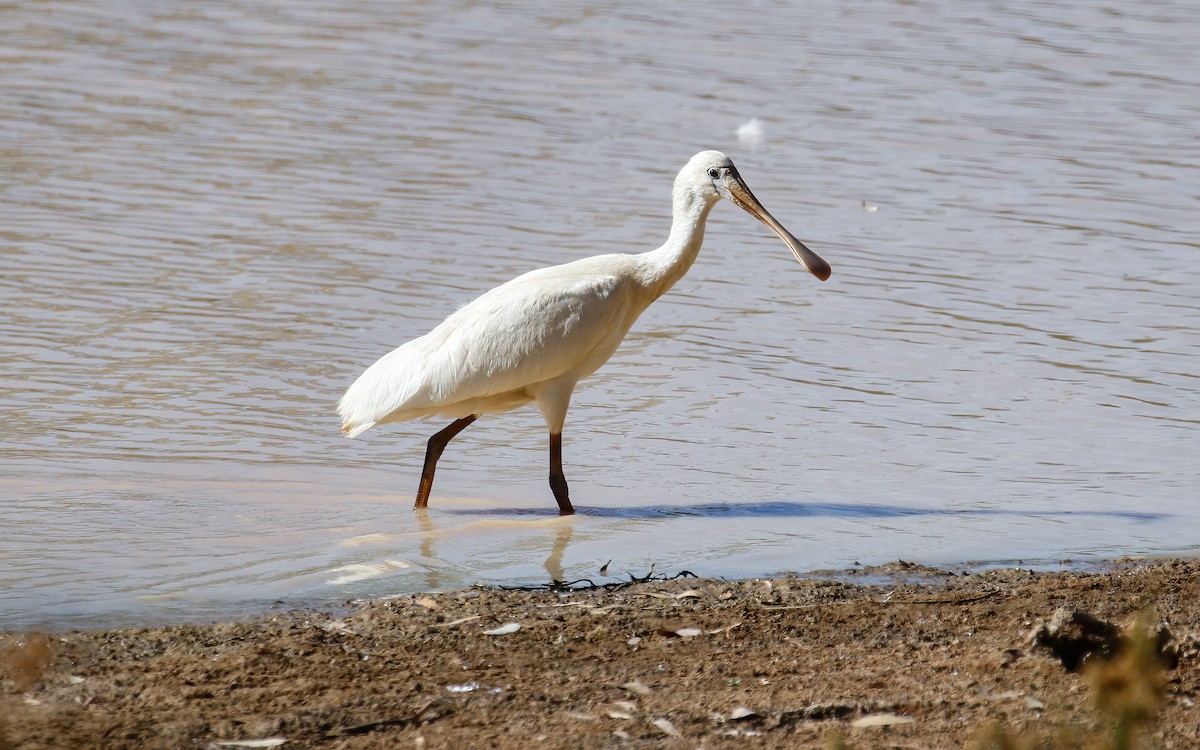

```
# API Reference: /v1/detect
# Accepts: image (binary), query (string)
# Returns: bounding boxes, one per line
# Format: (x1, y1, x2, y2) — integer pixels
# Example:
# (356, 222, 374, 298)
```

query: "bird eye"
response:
(707, 167, 720, 179)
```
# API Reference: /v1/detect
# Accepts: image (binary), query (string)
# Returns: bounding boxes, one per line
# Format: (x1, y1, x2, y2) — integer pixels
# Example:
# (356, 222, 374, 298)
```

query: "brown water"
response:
(3, 0, 1198, 629)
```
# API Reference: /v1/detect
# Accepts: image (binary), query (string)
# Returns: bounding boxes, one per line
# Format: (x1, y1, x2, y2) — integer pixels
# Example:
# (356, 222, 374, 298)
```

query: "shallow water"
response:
(3, 0, 1198, 630)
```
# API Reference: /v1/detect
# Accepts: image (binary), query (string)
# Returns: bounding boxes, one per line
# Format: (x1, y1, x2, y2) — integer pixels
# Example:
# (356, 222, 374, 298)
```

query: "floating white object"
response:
(736, 117, 764, 144)
(325, 559, 411, 585)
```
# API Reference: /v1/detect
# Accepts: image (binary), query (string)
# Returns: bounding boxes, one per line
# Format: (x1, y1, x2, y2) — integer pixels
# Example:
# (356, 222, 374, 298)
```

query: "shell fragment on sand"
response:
(483, 622, 521, 636)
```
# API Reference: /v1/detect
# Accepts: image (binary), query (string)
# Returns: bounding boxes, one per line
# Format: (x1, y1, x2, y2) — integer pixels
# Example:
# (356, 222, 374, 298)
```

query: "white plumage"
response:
(338, 150, 831, 515)
(339, 258, 632, 436)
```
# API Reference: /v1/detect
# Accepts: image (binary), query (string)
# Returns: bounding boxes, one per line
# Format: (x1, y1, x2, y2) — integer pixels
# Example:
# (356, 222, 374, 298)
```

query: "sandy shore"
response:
(3, 558, 1198, 749)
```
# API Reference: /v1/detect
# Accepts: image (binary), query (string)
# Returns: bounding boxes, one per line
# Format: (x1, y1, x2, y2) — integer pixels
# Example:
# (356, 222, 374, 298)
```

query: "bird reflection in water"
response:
(414, 509, 575, 590)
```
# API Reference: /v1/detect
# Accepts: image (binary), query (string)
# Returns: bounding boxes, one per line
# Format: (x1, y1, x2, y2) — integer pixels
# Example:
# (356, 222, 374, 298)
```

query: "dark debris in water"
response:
(493, 569, 698, 593)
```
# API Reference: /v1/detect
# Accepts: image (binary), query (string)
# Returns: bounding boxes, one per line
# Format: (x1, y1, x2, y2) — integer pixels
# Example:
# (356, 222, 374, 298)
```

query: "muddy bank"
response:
(3, 558, 1198, 749)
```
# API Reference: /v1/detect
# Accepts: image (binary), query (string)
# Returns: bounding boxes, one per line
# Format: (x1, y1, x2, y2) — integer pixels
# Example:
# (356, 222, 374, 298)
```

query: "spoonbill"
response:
(338, 150, 831, 515)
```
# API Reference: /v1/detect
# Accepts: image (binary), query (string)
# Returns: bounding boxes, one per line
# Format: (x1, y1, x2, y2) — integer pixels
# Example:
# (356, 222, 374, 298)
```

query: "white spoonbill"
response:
(338, 150, 831, 515)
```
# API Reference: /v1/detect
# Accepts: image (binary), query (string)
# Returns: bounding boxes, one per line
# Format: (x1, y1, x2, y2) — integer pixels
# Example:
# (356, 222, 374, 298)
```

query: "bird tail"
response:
(337, 379, 379, 438)
(338, 337, 430, 439)
(340, 419, 375, 439)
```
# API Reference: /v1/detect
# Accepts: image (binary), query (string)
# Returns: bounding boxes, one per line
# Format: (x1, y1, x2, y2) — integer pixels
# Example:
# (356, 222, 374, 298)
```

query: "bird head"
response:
(681, 150, 831, 281)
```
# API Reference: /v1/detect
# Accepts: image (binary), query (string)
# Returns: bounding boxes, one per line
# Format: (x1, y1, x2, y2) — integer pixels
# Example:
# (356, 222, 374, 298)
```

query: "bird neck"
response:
(640, 187, 717, 298)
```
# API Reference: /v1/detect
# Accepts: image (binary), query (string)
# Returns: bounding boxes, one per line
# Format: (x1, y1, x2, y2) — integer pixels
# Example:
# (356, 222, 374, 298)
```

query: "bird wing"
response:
(339, 256, 638, 434)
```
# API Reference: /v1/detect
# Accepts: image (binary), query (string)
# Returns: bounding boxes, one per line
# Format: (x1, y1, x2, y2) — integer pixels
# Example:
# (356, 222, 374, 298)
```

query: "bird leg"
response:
(548, 432, 574, 516)
(414, 415, 477, 510)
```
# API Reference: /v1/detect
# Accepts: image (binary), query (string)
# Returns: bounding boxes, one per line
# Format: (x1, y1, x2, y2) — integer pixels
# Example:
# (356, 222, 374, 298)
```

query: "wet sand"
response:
(3, 558, 1198, 749)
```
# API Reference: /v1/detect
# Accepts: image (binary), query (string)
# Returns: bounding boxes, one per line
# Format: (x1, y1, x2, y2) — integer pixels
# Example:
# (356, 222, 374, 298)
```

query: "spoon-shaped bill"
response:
(723, 173, 832, 281)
